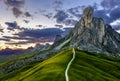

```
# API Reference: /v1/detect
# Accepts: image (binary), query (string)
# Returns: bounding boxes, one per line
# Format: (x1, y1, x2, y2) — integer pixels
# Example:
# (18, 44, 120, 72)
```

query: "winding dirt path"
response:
(65, 48, 75, 81)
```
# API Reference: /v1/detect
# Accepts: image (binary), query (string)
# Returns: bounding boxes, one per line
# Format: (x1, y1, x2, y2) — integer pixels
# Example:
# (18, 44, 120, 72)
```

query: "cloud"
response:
(110, 19, 120, 30)
(4, 0, 25, 7)
(5, 21, 20, 30)
(2, 28, 71, 45)
(3, 0, 25, 17)
(53, 9, 79, 26)
(36, 25, 43, 27)
(23, 20, 30, 23)
(44, 13, 53, 19)
(101, 0, 120, 9)
(53, 0, 63, 11)
(54, 10, 68, 23)
(64, 19, 78, 26)
(94, 6, 120, 24)
(94, 10, 111, 23)
(24, 12, 32, 18)
(12, 28, 70, 43)
(110, 7, 120, 21)
(92, 2, 98, 10)
(38, 9, 53, 19)
(2, 0, 32, 18)
(54, 24, 63, 28)
(3, 36, 33, 40)
(53, 5, 86, 26)
(67, 6, 82, 18)
(0, 29, 4, 33)
(12, 7, 23, 17)
(0, 38, 10, 41)
(17, 28, 64, 38)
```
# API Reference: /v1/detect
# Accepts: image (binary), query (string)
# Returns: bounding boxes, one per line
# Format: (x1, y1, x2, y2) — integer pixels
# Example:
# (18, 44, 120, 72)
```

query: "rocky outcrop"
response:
(54, 35, 62, 42)
(53, 7, 120, 55)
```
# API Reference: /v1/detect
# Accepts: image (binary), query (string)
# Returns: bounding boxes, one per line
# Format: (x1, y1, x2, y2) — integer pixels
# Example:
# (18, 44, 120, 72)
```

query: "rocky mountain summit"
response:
(53, 7, 120, 55)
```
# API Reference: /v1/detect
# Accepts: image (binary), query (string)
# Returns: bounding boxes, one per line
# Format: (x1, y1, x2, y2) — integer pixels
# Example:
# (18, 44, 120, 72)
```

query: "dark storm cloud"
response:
(5, 21, 20, 30)
(54, 10, 69, 23)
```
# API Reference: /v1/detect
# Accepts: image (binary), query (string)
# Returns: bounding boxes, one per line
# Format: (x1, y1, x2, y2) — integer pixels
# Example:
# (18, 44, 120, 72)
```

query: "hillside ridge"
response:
(53, 7, 120, 55)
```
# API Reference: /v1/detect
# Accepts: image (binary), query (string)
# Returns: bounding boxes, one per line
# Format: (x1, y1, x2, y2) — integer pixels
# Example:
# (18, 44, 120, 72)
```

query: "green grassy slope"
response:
(0, 48, 120, 81)
(69, 49, 120, 81)
(0, 49, 73, 81)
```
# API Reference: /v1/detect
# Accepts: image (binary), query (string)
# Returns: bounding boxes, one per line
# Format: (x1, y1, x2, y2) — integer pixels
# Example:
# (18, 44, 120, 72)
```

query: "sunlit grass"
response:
(0, 48, 120, 81)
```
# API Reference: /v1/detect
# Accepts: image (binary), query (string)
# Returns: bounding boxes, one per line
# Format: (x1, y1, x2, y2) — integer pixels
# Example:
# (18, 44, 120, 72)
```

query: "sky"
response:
(0, 0, 120, 50)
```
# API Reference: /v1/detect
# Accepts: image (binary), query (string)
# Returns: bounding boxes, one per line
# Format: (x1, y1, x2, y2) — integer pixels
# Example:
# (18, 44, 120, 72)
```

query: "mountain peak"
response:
(82, 6, 94, 20)
(80, 7, 94, 28)
(53, 7, 120, 55)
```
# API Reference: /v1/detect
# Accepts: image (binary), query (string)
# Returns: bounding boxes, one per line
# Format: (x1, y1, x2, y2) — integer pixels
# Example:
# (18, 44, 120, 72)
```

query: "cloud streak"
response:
(2, 28, 71, 45)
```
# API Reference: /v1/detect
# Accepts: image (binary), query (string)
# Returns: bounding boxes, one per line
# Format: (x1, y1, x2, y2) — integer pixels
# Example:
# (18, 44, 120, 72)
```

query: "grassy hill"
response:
(0, 48, 120, 81)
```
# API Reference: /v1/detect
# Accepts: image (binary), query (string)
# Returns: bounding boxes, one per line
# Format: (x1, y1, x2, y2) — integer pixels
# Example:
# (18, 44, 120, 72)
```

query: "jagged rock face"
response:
(52, 7, 120, 55)
(80, 7, 94, 28)
(68, 7, 120, 54)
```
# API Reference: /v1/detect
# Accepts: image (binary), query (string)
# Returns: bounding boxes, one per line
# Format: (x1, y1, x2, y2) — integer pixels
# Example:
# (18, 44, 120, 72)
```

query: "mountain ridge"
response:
(53, 7, 120, 55)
